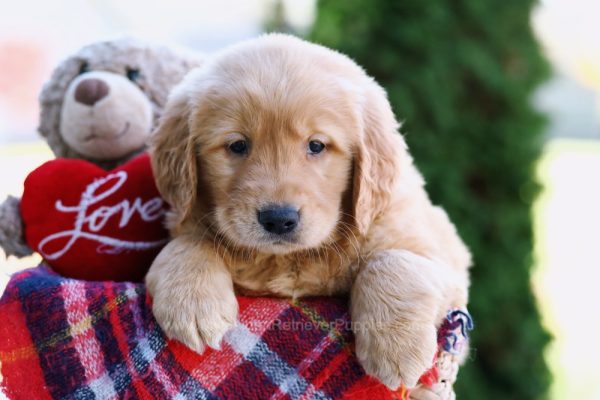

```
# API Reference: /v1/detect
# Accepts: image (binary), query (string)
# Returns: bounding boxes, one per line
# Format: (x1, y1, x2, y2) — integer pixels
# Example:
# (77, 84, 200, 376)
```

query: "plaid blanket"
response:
(0, 265, 472, 400)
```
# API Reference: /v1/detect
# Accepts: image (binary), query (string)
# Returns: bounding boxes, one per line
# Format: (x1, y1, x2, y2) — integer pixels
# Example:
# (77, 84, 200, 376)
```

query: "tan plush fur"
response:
(146, 34, 471, 389)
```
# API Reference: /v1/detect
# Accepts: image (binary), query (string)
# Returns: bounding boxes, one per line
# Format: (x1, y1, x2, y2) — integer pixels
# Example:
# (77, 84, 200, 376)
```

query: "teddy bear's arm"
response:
(0, 196, 33, 258)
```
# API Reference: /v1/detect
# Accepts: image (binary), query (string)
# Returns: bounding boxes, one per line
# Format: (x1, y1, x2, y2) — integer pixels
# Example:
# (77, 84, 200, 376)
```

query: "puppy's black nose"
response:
(258, 205, 299, 235)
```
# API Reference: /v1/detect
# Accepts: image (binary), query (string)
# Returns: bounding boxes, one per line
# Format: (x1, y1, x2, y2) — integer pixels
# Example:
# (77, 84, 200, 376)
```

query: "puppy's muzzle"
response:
(257, 205, 299, 235)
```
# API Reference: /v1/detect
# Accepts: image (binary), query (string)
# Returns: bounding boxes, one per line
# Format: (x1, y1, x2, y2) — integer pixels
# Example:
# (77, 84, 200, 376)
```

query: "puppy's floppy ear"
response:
(353, 81, 407, 237)
(151, 87, 197, 229)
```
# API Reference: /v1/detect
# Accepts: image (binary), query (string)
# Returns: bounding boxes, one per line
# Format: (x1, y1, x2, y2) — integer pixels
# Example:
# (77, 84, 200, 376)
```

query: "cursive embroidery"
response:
(38, 171, 168, 259)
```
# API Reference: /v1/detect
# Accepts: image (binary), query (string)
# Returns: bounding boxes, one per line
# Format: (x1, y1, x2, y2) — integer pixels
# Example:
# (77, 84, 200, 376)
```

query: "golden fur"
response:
(146, 34, 471, 389)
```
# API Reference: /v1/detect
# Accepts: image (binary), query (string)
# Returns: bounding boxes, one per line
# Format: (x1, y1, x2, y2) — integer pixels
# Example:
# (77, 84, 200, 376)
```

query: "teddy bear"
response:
(0, 38, 201, 266)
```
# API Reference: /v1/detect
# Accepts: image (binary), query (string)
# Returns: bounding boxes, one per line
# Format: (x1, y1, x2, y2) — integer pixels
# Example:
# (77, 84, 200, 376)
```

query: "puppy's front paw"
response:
(351, 249, 454, 389)
(146, 238, 239, 354)
(354, 319, 437, 389)
(151, 287, 238, 354)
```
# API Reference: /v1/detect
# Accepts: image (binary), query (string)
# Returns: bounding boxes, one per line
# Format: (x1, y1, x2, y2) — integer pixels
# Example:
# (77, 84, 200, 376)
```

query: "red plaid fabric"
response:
(0, 265, 470, 399)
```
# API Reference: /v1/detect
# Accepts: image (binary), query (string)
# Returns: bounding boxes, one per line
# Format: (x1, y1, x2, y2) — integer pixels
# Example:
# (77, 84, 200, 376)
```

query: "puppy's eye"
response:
(79, 62, 90, 75)
(228, 139, 249, 155)
(126, 68, 140, 81)
(308, 140, 326, 155)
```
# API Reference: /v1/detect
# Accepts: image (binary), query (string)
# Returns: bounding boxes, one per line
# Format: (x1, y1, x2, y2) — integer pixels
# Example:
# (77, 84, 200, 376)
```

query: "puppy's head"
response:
(152, 34, 405, 254)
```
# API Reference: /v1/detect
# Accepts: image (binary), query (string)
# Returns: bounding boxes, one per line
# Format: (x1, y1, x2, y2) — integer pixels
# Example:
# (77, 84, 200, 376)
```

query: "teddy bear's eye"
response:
(126, 68, 140, 82)
(79, 62, 90, 75)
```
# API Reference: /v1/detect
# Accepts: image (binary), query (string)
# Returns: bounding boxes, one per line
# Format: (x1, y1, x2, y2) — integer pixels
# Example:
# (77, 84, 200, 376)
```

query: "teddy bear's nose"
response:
(74, 78, 110, 106)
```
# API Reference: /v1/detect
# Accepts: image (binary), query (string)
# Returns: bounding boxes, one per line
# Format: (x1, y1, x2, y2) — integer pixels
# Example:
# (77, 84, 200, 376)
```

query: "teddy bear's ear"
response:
(142, 44, 205, 115)
(38, 55, 86, 159)
(150, 83, 198, 232)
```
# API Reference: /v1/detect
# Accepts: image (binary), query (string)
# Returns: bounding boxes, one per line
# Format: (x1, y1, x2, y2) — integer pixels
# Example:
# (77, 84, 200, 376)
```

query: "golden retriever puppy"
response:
(146, 33, 471, 389)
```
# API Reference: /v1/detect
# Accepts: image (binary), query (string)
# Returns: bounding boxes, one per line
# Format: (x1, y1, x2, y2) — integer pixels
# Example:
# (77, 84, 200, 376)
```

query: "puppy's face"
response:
(191, 65, 357, 254)
(153, 35, 402, 255)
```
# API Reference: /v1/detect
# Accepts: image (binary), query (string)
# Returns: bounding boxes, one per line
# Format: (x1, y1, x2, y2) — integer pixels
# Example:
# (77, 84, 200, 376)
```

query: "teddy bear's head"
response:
(39, 38, 201, 169)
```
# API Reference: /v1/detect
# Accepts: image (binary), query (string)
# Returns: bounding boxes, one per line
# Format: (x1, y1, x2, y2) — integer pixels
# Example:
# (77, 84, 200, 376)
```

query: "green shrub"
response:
(310, 1, 551, 398)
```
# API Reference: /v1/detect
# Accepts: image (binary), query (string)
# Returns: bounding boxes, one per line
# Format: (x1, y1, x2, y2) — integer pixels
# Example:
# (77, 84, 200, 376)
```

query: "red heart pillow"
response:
(21, 153, 169, 282)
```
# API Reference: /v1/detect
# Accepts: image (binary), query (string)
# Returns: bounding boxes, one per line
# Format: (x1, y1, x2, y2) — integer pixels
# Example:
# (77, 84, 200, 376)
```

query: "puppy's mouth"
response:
(229, 230, 303, 254)
(255, 232, 308, 254)
(83, 122, 130, 142)
(260, 242, 301, 254)
(270, 237, 297, 246)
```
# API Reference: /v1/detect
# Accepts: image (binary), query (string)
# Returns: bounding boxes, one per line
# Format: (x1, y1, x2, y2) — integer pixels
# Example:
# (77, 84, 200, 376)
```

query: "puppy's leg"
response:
(146, 236, 238, 353)
(351, 249, 467, 389)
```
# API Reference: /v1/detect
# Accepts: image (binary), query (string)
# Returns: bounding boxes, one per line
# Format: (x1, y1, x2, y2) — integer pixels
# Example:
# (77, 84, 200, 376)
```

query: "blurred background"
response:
(1, 0, 599, 399)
